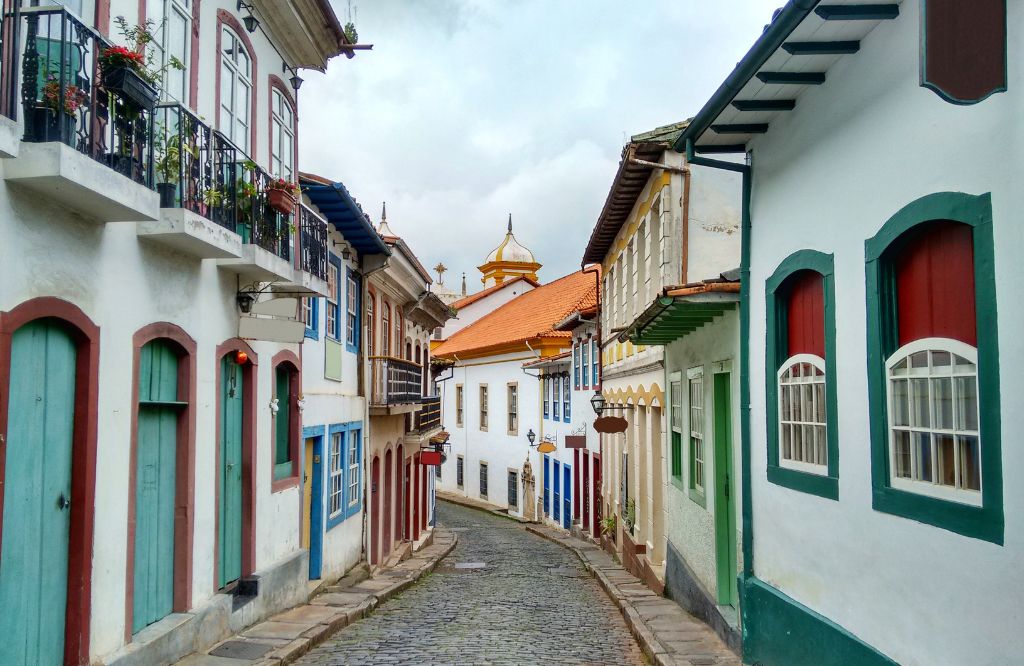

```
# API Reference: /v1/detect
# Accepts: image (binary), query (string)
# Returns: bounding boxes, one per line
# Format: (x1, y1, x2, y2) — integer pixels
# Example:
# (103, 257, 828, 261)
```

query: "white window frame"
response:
(219, 26, 252, 154)
(479, 384, 488, 431)
(687, 366, 705, 495)
(562, 374, 571, 422)
(777, 353, 829, 475)
(326, 263, 339, 339)
(507, 383, 518, 434)
(581, 338, 590, 390)
(345, 275, 358, 346)
(148, 0, 191, 103)
(455, 384, 464, 427)
(270, 88, 295, 180)
(885, 337, 981, 506)
(329, 431, 344, 517)
(347, 431, 360, 507)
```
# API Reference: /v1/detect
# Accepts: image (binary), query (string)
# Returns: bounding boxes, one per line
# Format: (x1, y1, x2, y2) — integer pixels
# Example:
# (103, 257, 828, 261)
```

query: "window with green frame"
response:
(865, 192, 1002, 544)
(687, 366, 706, 507)
(273, 364, 293, 481)
(670, 374, 683, 482)
(764, 250, 839, 500)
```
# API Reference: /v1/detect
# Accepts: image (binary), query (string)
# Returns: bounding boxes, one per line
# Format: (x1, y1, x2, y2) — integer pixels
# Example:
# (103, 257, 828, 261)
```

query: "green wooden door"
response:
(133, 341, 180, 633)
(713, 372, 737, 607)
(0, 320, 77, 665)
(273, 366, 290, 480)
(219, 355, 244, 588)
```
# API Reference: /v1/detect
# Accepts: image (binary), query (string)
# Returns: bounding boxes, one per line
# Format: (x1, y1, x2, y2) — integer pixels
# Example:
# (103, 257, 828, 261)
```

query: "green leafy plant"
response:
(202, 187, 224, 207)
(600, 513, 617, 536)
(623, 499, 636, 533)
(154, 125, 198, 184)
(108, 16, 184, 89)
(343, 22, 358, 44)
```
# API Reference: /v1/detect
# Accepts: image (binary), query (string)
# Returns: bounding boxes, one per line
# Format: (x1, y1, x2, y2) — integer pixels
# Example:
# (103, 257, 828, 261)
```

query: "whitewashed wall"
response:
(746, 2, 1022, 664)
(441, 280, 536, 339)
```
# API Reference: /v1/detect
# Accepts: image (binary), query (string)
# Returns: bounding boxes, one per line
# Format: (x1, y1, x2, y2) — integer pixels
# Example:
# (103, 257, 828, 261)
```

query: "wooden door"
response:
(563, 464, 572, 529)
(219, 355, 244, 588)
(370, 456, 380, 565)
(553, 460, 561, 523)
(133, 340, 179, 633)
(383, 450, 393, 557)
(412, 454, 420, 541)
(403, 459, 411, 541)
(303, 436, 324, 579)
(543, 455, 550, 515)
(593, 454, 601, 537)
(713, 373, 737, 606)
(0, 320, 77, 665)
(395, 446, 404, 543)
(419, 464, 427, 532)
(582, 451, 590, 535)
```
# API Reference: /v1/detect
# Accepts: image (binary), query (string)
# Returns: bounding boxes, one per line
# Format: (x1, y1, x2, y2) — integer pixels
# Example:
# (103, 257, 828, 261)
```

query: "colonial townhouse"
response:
(584, 122, 688, 592)
(525, 287, 601, 534)
(607, 139, 744, 646)
(298, 173, 389, 585)
(433, 227, 596, 522)
(676, 2, 1019, 664)
(364, 210, 452, 570)
(0, 1, 351, 664)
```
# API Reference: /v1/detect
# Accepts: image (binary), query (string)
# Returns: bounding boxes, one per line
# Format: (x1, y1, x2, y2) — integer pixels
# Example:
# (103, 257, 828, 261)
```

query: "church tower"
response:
(477, 214, 541, 288)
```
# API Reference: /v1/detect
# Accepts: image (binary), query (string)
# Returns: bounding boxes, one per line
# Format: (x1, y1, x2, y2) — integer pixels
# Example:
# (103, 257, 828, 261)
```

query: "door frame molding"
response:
(270, 350, 301, 493)
(0, 297, 99, 666)
(214, 339, 258, 590)
(124, 323, 197, 642)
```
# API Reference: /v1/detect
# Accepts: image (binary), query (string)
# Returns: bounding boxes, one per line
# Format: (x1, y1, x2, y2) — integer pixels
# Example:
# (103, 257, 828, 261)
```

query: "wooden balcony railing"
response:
(411, 395, 441, 433)
(369, 356, 422, 406)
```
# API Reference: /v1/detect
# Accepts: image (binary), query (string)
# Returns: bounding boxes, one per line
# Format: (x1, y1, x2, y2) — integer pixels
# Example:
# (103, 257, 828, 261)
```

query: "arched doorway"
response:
(396, 445, 405, 542)
(0, 299, 100, 666)
(370, 455, 381, 565)
(404, 456, 411, 542)
(412, 453, 421, 541)
(383, 449, 394, 558)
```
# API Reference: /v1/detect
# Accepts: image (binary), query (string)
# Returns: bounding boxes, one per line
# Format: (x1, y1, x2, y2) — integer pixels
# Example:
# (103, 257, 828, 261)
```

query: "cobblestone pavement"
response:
(296, 501, 646, 665)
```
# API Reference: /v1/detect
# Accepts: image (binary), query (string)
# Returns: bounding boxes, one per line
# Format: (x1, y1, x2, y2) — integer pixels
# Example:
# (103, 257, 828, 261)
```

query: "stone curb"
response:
(187, 529, 458, 666)
(524, 525, 735, 666)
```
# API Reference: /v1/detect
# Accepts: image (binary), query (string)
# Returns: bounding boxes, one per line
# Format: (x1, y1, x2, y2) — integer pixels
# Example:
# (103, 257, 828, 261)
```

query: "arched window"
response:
(382, 304, 391, 356)
(219, 25, 252, 153)
(765, 253, 838, 499)
(272, 359, 299, 485)
(865, 192, 1000, 543)
(270, 86, 295, 180)
(367, 292, 376, 356)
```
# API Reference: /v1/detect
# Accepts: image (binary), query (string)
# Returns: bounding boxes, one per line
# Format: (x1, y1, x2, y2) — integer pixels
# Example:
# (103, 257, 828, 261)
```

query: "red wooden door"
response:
(592, 453, 601, 537)
(383, 450, 393, 558)
(412, 453, 420, 541)
(396, 445, 404, 543)
(582, 450, 590, 533)
(419, 465, 427, 532)
(370, 456, 381, 565)
(574, 450, 581, 520)
(404, 459, 411, 541)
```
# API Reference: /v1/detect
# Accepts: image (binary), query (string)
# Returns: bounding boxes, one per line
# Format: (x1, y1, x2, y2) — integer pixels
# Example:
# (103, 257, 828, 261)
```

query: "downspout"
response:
(685, 139, 754, 582)
(681, 167, 691, 284)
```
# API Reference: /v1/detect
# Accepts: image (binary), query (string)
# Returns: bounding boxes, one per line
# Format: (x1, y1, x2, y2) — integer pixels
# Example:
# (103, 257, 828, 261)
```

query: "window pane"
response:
(891, 379, 909, 427)
(782, 424, 791, 460)
(910, 351, 929, 369)
(937, 434, 956, 487)
(910, 378, 930, 428)
(780, 384, 791, 423)
(932, 350, 951, 367)
(815, 425, 827, 465)
(792, 424, 803, 461)
(894, 431, 911, 478)
(814, 382, 826, 424)
(956, 376, 978, 431)
(914, 432, 933, 482)
(802, 425, 814, 462)
(800, 384, 813, 423)
(959, 435, 981, 491)
(932, 377, 953, 430)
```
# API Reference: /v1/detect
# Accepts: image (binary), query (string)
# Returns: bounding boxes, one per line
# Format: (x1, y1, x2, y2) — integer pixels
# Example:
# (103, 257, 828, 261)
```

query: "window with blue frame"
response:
(552, 373, 561, 421)
(573, 342, 580, 389)
(345, 268, 361, 352)
(326, 255, 342, 340)
(562, 374, 571, 423)
(582, 338, 590, 389)
(543, 375, 550, 419)
(303, 297, 319, 340)
(543, 454, 550, 514)
(327, 422, 363, 530)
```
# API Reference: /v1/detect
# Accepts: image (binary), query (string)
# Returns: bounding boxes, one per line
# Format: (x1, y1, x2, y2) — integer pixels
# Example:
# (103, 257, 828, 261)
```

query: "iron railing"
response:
(154, 103, 212, 217)
(298, 202, 328, 281)
(369, 356, 423, 406)
(11, 6, 155, 187)
(411, 395, 441, 433)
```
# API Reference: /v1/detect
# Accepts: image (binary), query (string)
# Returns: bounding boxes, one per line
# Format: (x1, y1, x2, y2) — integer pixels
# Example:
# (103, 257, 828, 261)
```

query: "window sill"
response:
(872, 485, 1002, 544)
(688, 486, 706, 508)
(767, 464, 838, 500)
(669, 475, 686, 492)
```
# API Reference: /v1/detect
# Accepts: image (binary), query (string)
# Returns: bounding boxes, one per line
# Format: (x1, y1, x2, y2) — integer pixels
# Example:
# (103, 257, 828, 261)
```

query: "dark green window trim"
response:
(765, 250, 839, 500)
(865, 191, 1002, 544)
(688, 437, 706, 508)
(670, 431, 684, 487)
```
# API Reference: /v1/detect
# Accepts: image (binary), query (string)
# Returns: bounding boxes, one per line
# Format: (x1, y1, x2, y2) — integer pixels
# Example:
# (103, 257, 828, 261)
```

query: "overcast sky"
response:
(299, 0, 780, 292)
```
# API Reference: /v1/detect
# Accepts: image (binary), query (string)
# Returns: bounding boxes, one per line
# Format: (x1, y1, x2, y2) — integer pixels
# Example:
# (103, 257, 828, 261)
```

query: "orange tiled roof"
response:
(434, 270, 597, 358)
(451, 275, 540, 310)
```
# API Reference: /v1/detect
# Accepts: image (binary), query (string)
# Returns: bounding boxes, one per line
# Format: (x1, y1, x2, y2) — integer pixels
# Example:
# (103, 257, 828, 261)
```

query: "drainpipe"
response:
(685, 138, 753, 581)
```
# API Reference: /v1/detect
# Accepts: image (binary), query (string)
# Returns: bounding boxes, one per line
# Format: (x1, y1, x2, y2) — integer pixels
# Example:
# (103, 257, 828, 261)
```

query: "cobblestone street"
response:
(296, 501, 646, 665)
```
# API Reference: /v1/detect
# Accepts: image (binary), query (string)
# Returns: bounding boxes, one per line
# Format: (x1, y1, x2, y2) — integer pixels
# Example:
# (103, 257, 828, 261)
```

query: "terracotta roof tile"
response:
(434, 271, 597, 358)
(451, 276, 540, 310)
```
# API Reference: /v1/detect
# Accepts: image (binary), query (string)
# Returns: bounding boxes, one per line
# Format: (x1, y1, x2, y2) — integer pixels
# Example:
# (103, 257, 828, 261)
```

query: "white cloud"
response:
(299, 0, 780, 285)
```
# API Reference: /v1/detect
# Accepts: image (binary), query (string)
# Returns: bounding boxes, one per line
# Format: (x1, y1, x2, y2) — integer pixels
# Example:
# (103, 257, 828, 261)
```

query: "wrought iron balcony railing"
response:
(411, 395, 441, 433)
(298, 202, 328, 281)
(369, 356, 423, 406)
(9, 6, 155, 187)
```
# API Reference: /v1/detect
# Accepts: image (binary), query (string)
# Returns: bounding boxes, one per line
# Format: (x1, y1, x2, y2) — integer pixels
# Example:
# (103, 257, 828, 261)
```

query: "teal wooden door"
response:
(712, 372, 737, 607)
(219, 355, 244, 588)
(0, 320, 77, 665)
(133, 341, 180, 633)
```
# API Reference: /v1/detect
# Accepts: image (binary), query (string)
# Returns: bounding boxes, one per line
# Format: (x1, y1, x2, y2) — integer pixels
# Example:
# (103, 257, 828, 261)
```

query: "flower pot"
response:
(267, 189, 296, 216)
(102, 65, 158, 111)
(28, 106, 76, 144)
(157, 182, 177, 208)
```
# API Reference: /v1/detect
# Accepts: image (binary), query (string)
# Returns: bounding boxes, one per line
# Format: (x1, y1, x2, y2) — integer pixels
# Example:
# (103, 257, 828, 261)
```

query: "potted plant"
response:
(265, 177, 299, 216)
(154, 128, 198, 208)
(32, 73, 86, 143)
(100, 17, 184, 111)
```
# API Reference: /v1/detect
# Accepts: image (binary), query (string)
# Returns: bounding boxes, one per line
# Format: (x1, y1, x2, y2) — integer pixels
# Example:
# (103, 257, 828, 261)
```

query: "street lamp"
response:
(526, 429, 536, 446)
(590, 391, 605, 416)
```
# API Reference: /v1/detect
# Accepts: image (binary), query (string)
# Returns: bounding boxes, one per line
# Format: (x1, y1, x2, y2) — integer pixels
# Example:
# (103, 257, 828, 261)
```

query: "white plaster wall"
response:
(746, 3, 1022, 664)
(663, 311, 741, 598)
(441, 280, 536, 338)
(684, 162, 742, 283)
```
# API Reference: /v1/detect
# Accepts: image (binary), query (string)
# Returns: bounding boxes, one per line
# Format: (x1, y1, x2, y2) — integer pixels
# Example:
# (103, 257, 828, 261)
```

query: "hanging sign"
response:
(536, 441, 556, 454)
(921, 0, 1006, 104)
(564, 435, 586, 449)
(420, 450, 442, 466)
(593, 416, 628, 434)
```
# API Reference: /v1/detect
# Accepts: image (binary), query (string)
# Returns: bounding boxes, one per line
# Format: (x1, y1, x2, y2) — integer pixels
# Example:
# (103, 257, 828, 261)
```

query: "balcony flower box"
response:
(266, 178, 299, 216)
(102, 64, 158, 111)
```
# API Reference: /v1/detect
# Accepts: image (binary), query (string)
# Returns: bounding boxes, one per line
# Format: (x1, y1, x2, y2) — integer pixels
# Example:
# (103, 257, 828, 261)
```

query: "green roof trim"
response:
(673, 0, 821, 153)
(620, 293, 739, 345)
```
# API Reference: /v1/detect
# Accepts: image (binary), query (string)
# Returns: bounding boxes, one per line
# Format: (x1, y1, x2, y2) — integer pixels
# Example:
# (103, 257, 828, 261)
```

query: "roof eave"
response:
(673, 0, 821, 153)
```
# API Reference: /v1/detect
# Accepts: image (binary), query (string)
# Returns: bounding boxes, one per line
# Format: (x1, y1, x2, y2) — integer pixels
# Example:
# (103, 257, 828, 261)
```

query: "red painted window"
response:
(785, 270, 825, 358)
(894, 221, 976, 347)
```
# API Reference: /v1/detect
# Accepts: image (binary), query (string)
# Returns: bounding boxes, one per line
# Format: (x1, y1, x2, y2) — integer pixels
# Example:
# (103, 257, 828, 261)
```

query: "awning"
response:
(619, 290, 738, 346)
(300, 175, 390, 256)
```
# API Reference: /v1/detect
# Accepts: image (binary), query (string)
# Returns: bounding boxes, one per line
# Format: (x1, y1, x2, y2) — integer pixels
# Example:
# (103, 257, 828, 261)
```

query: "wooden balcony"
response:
(369, 356, 423, 415)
